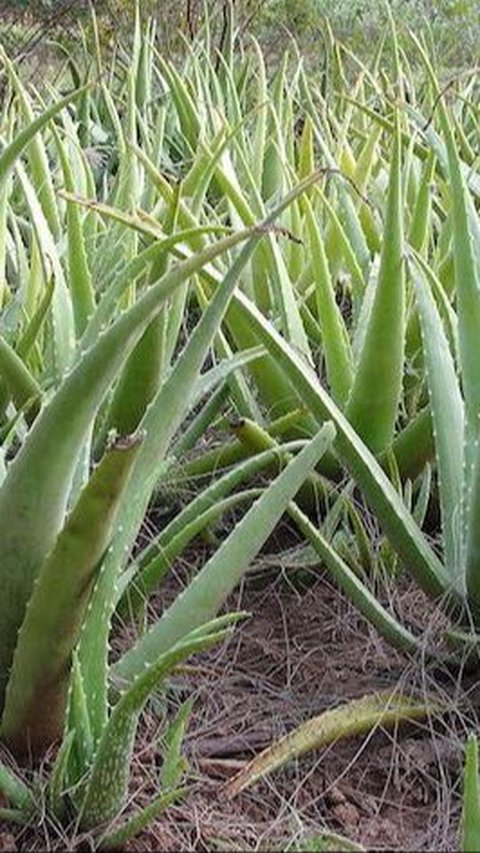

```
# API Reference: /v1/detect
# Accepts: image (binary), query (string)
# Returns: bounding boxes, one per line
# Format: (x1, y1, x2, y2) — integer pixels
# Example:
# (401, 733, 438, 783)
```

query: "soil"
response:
(4, 520, 478, 852)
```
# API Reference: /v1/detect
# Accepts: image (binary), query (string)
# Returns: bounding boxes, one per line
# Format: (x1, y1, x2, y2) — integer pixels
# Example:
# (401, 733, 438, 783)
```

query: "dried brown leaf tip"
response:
(253, 223, 303, 244)
(107, 430, 146, 451)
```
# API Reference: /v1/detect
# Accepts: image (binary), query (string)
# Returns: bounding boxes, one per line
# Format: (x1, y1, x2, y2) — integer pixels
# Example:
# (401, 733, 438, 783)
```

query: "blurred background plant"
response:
(1, 0, 478, 76)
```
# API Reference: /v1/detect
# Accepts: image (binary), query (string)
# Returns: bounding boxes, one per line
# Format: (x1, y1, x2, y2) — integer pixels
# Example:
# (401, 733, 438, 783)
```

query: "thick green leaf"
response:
(289, 504, 424, 654)
(230, 289, 450, 600)
(113, 423, 335, 685)
(79, 173, 323, 739)
(304, 198, 353, 404)
(411, 254, 465, 584)
(79, 616, 239, 828)
(225, 691, 437, 796)
(0, 335, 41, 424)
(346, 117, 405, 454)
(0, 73, 87, 181)
(0, 227, 253, 710)
(462, 734, 480, 853)
(1, 435, 142, 755)
(99, 787, 186, 851)
(0, 760, 34, 812)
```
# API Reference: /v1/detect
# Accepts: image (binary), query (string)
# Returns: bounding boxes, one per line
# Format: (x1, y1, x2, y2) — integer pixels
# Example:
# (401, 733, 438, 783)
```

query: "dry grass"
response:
(3, 518, 480, 851)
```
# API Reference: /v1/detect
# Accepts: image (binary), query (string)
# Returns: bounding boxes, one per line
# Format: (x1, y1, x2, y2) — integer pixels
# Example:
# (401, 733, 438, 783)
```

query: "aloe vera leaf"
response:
(80, 174, 324, 734)
(298, 71, 370, 279)
(0, 334, 41, 423)
(353, 123, 383, 195)
(156, 53, 199, 151)
(0, 174, 10, 309)
(132, 439, 308, 580)
(103, 319, 164, 436)
(268, 238, 312, 360)
(0, 761, 34, 812)
(348, 93, 480, 200)
(1, 435, 143, 755)
(408, 150, 436, 255)
(213, 157, 311, 359)
(404, 99, 480, 200)
(386, 5, 404, 100)
(353, 125, 383, 254)
(290, 504, 424, 653)
(411, 44, 480, 578)
(250, 42, 268, 186)
(412, 463, 432, 529)
(101, 190, 181, 437)
(60, 194, 222, 245)
(0, 81, 87, 182)
(344, 496, 376, 575)
(231, 289, 450, 599)
(133, 8, 153, 114)
(66, 652, 94, 786)
(113, 424, 335, 685)
(128, 142, 202, 243)
(411, 256, 465, 584)
(48, 730, 75, 821)
(439, 123, 480, 547)
(190, 348, 265, 415)
(120, 489, 261, 616)
(462, 734, 480, 853)
(158, 698, 193, 792)
(53, 127, 95, 338)
(209, 288, 308, 427)
(16, 161, 76, 378)
(346, 117, 405, 454)
(113, 73, 138, 217)
(81, 226, 225, 349)
(79, 617, 238, 828)
(407, 37, 480, 423)
(93, 84, 139, 289)
(411, 251, 459, 360)
(99, 787, 186, 851)
(225, 691, 437, 797)
(0, 52, 63, 237)
(304, 198, 353, 405)
(170, 438, 248, 481)
(230, 416, 327, 512)
(389, 406, 434, 482)
(0, 227, 253, 711)
(196, 246, 316, 424)
(173, 382, 229, 457)
(16, 277, 55, 361)
(313, 185, 366, 300)
(185, 131, 228, 216)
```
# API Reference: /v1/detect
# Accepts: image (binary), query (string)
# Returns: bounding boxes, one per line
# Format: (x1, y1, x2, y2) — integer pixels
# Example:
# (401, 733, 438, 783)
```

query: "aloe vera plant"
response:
(0, 32, 338, 844)
(163, 20, 480, 656)
(0, 7, 479, 847)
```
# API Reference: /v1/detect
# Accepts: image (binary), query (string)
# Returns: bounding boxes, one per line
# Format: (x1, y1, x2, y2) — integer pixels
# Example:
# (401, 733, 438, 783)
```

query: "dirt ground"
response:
(3, 519, 478, 852)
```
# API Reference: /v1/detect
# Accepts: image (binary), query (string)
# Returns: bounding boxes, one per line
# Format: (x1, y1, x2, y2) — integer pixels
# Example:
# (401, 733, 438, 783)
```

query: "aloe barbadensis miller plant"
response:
(0, 4, 478, 847)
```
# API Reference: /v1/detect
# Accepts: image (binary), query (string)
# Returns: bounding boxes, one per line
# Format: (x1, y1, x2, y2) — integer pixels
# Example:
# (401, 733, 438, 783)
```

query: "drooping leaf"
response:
(225, 691, 438, 797)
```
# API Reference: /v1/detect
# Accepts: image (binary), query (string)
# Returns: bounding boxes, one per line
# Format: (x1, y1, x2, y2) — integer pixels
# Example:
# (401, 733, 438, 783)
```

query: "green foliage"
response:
(0, 4, 479, 848)
(255, 0, 479, 64)
(0, 18, 333, 843)
(462, 734, 480, 852)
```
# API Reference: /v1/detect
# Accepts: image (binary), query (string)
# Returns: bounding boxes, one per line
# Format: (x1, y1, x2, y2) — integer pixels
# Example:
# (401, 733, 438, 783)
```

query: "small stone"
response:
(0, 834, 17, 852)
(332, 801, 360, 827)
(326, 785, 346, 805)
